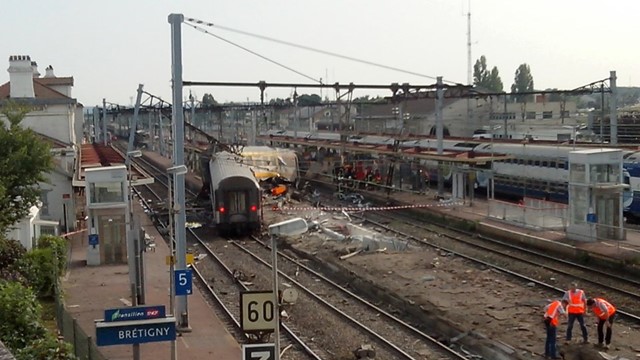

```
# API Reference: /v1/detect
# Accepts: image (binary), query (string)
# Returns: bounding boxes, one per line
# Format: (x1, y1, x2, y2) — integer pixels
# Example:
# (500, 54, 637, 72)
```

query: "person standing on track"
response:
(563, 282, 588, 343)
(587, 297, 616, 349)
(543, 299, 568, 359)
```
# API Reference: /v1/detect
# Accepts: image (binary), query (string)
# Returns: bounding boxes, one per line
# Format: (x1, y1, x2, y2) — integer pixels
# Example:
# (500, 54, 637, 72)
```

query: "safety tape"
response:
(60, 228, 88, 238)
(271, 201, 463, 212)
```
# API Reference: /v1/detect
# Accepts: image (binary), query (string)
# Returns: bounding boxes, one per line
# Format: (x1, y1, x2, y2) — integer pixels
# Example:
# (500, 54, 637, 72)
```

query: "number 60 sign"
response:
(240, 291, 277, 332)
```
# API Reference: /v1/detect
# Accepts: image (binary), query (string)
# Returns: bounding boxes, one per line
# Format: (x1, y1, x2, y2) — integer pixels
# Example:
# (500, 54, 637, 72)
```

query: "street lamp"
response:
(167, 164, 188, 360)
(268, 218, 308, 360)
(125, 149, 142, 360)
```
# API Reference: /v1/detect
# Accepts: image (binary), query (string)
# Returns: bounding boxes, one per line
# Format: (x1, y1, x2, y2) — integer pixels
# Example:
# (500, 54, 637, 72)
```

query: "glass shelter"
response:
(567, 149, 627, 242)
(85, 166, 129, 265)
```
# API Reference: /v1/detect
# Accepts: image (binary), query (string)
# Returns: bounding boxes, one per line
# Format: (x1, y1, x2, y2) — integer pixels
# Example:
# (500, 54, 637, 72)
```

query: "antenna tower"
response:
(466, 0, 472, 85)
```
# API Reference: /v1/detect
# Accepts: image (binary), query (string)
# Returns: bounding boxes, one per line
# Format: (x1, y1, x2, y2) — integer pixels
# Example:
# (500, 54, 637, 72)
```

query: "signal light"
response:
(250, 205, 257, 212)
(219, 206, 225, 213)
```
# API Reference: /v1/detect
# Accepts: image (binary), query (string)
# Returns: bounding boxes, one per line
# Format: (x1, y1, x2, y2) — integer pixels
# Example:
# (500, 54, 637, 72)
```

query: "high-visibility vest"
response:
(566, 289, 585, 314)
(591, 298, 616, 320)
(545, 300, 563, 327)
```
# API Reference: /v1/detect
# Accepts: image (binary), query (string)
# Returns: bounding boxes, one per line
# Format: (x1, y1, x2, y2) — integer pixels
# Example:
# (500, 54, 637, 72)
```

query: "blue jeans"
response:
(545, 320, 557, 358)
(566, 313, 588, 341)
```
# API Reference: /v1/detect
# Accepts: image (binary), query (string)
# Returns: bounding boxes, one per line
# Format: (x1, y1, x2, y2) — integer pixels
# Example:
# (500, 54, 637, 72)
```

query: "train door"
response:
(227, 191, 247, 216)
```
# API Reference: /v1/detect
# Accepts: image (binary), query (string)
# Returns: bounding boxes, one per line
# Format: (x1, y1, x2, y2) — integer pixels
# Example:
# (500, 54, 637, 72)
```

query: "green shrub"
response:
(37, 235, 67, 276)
(19, 249, 58, 298)
(0, 280, 47, 350)
(15, 334, 77, 360)
(0, 237, 27, 283)
(0, 236, 26, 268)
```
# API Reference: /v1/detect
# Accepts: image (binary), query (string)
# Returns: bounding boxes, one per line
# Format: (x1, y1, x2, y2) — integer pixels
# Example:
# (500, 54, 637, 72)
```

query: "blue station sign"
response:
(104, 305, 166, 323)
(96, 317, 176, 346)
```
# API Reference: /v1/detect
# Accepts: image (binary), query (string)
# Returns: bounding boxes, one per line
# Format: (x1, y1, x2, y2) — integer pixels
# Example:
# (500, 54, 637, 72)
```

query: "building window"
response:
(89, 182, 124, 203)
(40, 190, 50, 216)
(40, 225, 58, 236)
(526, 112, 536, 120)
(561, 110, 570, 118)
(543, 111, 553, 119)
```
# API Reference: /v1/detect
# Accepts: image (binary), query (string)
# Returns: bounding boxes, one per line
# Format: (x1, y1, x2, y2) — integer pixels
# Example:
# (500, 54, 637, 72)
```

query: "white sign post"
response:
(242, 343, 275, 360)
(268, 218, 308, 360)
(240, 291, 276, 332)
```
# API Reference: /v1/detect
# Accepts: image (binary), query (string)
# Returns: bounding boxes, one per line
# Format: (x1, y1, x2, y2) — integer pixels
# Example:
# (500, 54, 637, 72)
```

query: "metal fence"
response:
(488, 198, 568, 230)
(55, 295, 107, 360)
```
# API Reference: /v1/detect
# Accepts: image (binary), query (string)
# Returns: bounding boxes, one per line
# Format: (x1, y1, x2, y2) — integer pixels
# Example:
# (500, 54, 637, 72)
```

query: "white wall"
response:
(40, 167, 75, 233)
(4, 206, 38, 250)
(16, 103, 78, 145)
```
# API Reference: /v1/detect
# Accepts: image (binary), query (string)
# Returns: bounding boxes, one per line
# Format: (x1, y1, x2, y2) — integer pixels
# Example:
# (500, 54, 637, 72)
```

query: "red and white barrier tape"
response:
(271, 201, 462, 212)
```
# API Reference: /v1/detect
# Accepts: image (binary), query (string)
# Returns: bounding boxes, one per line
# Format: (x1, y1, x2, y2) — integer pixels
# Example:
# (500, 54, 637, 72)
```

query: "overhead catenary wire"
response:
(184, 22, 321, 84)
(184, 16, 462, 85)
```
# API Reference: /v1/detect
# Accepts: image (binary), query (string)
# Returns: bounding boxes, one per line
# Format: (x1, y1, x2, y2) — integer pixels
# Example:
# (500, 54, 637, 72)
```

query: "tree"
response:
(201, 93, 217, 108)
(473, 55, 503, 92)
(544, 88, 563, 102)
(510, 64, 534, 103)
(0, 101, 53, 233)
(297, 94, 322, 107)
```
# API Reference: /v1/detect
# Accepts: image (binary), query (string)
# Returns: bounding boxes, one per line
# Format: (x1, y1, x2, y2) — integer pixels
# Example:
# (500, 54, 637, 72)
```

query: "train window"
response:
(228, 191, 247, 213)
(518, 159, 524, 165)
(549, 161, 556, 168)
(534, 160, 540, 166)
(557, 160, 566, 169)
(542, 161, 548, 167)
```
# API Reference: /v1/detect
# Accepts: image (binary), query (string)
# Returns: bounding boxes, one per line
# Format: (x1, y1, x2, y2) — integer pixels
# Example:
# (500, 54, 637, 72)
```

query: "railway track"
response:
(130, 158, 322, 360)
(131, 153, 472, 359)
(217, 234, 468, 359)
(350, 202, 640, 323)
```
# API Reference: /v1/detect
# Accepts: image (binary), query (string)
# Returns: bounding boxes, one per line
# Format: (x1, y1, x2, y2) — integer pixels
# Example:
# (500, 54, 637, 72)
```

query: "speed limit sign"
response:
(240, 291, 277, 332)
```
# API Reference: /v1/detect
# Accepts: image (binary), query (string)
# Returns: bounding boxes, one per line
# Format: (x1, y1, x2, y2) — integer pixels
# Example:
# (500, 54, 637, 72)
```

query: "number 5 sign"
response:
(174, 269, 192, 296)
(240, 291, 276, 332)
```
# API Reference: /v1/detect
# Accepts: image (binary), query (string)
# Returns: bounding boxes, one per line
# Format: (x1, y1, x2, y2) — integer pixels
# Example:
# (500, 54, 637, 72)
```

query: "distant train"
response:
(209, 152, 262, 235)
(265, 130, 640, 219)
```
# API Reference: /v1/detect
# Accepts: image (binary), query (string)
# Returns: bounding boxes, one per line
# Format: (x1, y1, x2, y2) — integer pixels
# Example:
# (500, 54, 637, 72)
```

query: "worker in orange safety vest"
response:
(587, 298, 616, 350)
(543, 299, 568, 359)
(562, 282, 588, 343)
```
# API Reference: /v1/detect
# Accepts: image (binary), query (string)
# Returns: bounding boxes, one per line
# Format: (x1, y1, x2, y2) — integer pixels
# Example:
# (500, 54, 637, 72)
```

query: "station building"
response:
(0, 55, 83, 245)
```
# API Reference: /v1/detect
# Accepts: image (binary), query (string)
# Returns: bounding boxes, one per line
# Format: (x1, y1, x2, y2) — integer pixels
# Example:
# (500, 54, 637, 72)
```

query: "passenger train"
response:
(208, 152, 262, 235)
(264, 130, 640, 219)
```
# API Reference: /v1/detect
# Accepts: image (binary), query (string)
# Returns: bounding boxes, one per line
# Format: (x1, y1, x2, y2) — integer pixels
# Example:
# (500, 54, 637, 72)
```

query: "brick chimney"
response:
(8, 55, 35, 98)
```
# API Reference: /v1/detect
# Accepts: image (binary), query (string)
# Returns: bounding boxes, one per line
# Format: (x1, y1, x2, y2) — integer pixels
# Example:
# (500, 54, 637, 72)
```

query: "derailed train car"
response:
(209, 152, 262, 235)
(200, 145, 300, 200)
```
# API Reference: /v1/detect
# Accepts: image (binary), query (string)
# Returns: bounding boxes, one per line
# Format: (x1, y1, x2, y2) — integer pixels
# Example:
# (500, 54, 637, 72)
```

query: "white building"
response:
(4, 204, 59, 251)
(0, 55, 83, 239)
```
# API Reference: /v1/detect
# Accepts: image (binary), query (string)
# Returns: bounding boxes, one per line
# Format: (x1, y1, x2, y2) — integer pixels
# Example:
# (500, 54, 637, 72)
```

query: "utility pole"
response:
(436, 76, 444, 197)
(465, 0, 472, 137)
(610, 70, 618, 145)
(102, 99, 107, 146)
(168, 13, 190, 331)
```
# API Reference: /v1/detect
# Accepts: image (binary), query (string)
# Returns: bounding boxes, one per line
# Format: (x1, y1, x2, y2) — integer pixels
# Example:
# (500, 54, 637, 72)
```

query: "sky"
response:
(1, 0, 639, 107)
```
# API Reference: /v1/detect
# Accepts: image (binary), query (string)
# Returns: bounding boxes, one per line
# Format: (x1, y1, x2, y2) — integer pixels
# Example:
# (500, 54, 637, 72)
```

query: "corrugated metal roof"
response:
(76, 144, 152, 185)
(210, 152, 259, 191)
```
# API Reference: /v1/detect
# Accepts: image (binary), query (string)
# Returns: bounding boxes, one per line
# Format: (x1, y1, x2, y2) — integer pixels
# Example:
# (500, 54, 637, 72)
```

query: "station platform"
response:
(356, 187, 640, 264)
(140, 149, 204, 195)
(62, 200, 240, 360)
